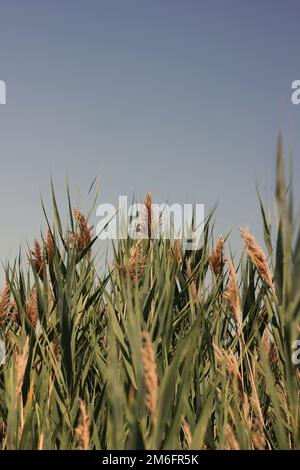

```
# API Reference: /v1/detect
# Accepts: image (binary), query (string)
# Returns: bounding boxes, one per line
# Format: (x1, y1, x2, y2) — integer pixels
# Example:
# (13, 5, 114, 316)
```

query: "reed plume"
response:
(209, 236, 225, 275)
(45, 229, 54, 262)
(141, 331, 158, 425)
(224, 260, 241, 328)
(31, 240, 44, 279)
(75, 400, 90, 450)
(0, 284, 9, 325)
(129, 240, 146, 285)
(68, 209, 93, 254)
(0, 284, 19, 326)
(26, 288, 39, 329)
(240, 228, 275, 293)
(173, 239, 182, 264)
(168, 239, 183, 265)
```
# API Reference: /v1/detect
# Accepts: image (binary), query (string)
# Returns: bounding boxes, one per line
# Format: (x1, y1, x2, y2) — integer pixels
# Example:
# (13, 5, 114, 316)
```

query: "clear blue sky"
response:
(0, 0, 299, 263)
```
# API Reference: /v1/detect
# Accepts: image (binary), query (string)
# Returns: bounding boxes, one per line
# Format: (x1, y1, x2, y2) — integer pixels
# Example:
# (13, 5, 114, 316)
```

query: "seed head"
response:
(26, 288, 39, 329)
(75, 400, 90, 450)
(209, 237, 225, 275)
(141, 331, 158, 425)
(240, 229, 274, 293)
(224, 260, 241, 328)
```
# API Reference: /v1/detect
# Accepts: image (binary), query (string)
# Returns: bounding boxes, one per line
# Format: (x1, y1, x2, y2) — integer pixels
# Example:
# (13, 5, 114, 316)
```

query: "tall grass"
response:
(0, 136, 299, 450)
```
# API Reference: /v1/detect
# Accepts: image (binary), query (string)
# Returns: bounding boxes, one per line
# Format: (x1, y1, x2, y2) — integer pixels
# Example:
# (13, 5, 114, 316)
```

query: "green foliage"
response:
(0, 136, 299, 450)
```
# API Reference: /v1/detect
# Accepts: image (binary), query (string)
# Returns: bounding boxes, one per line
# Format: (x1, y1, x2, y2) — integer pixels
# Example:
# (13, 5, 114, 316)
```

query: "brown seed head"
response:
(45, 229, 54, 262)
(68, 209, 93, 255)
(224, 260, 241, 328)
(186, 258, 197, 304)
(173, 239, 182, 264)
(129, 240, 146, 285)
(0, 283, 9, 323)
(240, 229, 274, 293)
(141, 331, 158, 425)
(75, 400, 90, 450)
(209, 236, 225, 275)
(31, 240, 44, 279)
(26, 288, 39, 329)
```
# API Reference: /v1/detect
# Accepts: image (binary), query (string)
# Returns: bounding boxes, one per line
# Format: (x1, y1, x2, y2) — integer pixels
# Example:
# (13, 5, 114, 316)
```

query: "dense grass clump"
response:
(0, 137, 300, 450)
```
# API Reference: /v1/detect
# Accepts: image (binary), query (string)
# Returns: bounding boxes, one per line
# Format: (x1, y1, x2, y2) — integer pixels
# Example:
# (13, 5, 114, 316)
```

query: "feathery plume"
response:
(209, 236, 225, 275)
(0, 284, 19, 325)
(240, 229, 274, 293)
(68, 209, 93, 255)
(173, 239, 182, 264)
(224, 260, 241, 328)
(169, 239, 183, 264)
(45, 229, 54, 262)
(0, 284, 9, 324)
(141, 331, 158, 425)
(26, 288, 39, 329)
(31, 240, 44, 279)
(75, 400, 90, 450)
(129, 240, 146, 285)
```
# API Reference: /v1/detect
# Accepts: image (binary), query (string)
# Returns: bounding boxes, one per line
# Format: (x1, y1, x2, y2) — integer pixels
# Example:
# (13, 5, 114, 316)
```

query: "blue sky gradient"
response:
(0, 0, 300, 262)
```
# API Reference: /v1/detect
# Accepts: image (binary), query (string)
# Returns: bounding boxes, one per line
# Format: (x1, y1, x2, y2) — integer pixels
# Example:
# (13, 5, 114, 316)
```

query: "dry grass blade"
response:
(225, 424, 240, 450)
(181, 416, 192, 448)
(15, 336, 30, 398)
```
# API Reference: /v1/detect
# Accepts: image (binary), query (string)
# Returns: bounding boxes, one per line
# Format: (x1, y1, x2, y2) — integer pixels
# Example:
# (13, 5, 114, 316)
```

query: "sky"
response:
(0, 0, 300, 265)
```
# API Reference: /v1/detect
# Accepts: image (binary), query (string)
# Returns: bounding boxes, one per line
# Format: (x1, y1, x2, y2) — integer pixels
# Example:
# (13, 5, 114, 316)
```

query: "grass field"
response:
(0, 136, 299, 450)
